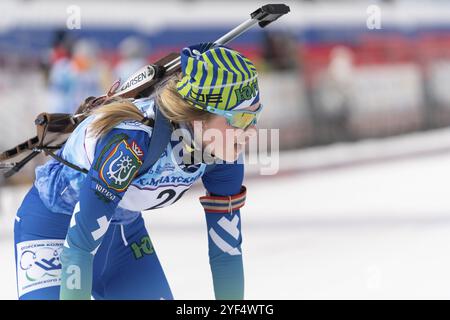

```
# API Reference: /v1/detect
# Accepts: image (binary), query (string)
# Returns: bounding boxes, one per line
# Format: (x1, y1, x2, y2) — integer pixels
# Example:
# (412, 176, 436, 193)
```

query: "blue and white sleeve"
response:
(59, 128, 148, 300)
(201, 160, 246, 300)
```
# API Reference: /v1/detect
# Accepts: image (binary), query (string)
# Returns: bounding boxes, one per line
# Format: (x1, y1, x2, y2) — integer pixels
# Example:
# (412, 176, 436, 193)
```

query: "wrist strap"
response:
(199, 186, 246, 214)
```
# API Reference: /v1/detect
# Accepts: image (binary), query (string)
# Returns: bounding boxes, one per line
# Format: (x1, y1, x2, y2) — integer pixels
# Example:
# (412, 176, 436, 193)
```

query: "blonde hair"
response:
(156, 74, 213, 123)
(89, 73, 212, 138)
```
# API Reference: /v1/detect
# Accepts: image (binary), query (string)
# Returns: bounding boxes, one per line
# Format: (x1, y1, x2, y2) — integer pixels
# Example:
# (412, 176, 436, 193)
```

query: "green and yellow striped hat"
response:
(176, 43, 260, 111)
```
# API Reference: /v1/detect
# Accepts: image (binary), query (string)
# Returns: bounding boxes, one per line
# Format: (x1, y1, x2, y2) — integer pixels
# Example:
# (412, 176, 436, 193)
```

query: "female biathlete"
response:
(14, 43, 262, 300)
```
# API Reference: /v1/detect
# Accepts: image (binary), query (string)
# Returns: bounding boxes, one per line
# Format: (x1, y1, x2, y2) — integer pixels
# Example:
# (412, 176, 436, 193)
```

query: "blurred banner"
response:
(1, 0, 450, 182)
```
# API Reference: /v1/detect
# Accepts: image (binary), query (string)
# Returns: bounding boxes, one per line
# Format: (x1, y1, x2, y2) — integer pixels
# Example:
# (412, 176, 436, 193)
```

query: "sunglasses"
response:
(183, 96, 263, 130)
(204, 104, 263, 130)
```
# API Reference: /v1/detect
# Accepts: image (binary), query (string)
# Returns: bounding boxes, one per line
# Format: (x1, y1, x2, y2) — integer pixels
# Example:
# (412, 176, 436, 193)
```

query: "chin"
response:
(210, 143, 244, 163)
(225, 149, 244, 162)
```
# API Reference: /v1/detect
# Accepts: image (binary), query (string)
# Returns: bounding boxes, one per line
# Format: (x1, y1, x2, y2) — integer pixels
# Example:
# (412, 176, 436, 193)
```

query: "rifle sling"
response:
(44, 148, 89, 174)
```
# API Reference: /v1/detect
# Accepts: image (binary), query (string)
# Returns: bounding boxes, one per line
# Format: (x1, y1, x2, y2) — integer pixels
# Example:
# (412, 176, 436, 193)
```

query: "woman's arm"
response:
(201, 160, 246, 300)
(59, 128, 149, 299)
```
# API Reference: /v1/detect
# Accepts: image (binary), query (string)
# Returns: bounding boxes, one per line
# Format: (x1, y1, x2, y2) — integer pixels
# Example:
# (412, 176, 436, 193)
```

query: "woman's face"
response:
(195, 103, 260, 162)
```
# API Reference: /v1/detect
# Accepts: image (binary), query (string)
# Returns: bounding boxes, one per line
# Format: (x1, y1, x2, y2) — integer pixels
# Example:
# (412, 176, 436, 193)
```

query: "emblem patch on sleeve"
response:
(99, 140, 143, 192)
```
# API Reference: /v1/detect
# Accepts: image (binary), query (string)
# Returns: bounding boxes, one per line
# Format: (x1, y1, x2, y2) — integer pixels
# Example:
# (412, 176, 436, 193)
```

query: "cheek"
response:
(204, 116, 225, 132)
(205, 117, 236, 142)
(203, 118, 242, 158)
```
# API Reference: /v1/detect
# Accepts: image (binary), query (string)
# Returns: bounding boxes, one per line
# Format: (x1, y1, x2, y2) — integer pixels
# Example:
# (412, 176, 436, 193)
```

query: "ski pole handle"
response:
(214, 4, 291, 46)
(114, 4, 290, 96)
(166, 3, 290, 72)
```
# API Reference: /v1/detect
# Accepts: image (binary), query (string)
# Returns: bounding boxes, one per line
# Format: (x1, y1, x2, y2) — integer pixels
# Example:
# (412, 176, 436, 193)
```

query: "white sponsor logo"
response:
(16, 239, 64, 297)
(117, 65, 155, 93)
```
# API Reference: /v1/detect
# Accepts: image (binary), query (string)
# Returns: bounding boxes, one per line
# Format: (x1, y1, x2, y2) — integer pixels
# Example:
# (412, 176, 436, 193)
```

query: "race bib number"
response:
(119, 185, 190, 211)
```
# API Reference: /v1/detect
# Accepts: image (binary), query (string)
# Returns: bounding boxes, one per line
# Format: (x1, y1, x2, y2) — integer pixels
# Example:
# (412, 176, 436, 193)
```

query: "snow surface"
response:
(2, 130, 450, 299)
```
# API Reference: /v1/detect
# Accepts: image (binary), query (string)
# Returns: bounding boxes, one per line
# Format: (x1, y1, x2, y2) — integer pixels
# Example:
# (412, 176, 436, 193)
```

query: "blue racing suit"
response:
(14, 97, 246, 300)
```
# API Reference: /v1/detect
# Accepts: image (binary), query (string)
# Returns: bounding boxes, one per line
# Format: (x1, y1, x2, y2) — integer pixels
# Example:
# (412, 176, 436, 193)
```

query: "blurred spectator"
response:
(313, 46, 354, 143)
(50, 29, 75, 65)
(261, 31, 299, 71)
(47, 39, 111, 114)
(114, 36, 149, 82)
(39, 30, 75, 86)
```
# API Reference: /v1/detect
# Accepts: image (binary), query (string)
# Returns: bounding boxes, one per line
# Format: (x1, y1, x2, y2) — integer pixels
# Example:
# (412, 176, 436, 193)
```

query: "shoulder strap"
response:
(41, 101, 172, 176)
(141, 103, 174, 172)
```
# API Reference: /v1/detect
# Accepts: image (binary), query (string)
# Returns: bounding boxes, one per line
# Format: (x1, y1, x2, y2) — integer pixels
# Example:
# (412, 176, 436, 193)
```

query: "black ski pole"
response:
(165, 4, 291, 73)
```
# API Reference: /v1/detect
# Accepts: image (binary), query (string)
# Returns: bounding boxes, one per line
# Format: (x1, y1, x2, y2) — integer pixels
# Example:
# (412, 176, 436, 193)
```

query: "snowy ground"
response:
(2, 129, 450, 299)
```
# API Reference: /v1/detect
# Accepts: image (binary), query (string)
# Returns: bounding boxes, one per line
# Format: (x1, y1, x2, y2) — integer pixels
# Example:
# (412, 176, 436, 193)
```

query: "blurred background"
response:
(2, 0, 450, 299)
